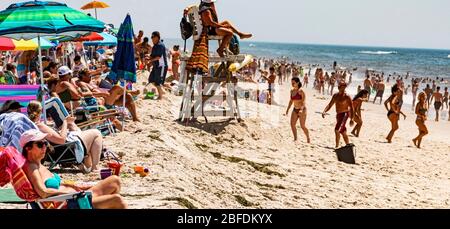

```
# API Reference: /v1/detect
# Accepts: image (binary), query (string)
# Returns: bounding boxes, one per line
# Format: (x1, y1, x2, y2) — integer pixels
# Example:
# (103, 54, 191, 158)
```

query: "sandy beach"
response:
(2, 70, 449, 209)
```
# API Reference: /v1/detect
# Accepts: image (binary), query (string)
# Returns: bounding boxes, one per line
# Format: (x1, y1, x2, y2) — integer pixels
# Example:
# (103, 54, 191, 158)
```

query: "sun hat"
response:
(58, 66, 72, 77)
(19, 129, 48, 148)
(201, 0, 216, 3)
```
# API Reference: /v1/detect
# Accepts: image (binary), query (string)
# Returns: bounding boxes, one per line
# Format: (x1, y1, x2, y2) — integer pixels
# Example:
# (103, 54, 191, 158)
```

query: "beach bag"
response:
(180, 16, 193, 40)
(335, 144, 356, 164)
(229, 35, 240, 55)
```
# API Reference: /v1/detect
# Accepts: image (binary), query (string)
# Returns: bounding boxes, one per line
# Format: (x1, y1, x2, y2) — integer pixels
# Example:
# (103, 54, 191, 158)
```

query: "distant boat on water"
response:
(249, 44, 256, 47)
(448, 54, 450, 58)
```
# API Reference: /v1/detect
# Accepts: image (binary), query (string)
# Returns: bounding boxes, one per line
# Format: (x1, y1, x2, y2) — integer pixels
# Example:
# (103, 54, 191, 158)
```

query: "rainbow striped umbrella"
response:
(0, 37, 54, 51)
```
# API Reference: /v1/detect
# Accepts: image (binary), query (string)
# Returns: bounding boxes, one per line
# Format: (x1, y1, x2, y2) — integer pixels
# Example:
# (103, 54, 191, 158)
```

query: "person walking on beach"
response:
(442, 87, 448, 110)
(430, 86, 443, 122)
(322, 81, 355, 148)
(424, 84, 433, 106)
(364, 76, 373, 101)
(373, 79, 385, 104)
(147, 31, 168, 100)
(412, 92, 428, 149)
(384, 85, 406, 143)
(285, 78, 311, 143)
(351, 90, 369, 137)
(170, 45, 181, 81)
(261, 67, 276, 105)
(303, 73, 309, 88)
(411, 79, 419, 111)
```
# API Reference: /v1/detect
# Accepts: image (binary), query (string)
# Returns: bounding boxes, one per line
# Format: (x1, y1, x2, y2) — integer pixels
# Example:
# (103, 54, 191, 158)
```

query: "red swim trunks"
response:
(335, 112, 350, 134)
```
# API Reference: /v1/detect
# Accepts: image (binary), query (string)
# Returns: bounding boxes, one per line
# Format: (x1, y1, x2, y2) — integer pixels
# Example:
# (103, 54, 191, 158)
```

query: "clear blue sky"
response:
(1, 0, 449, 49)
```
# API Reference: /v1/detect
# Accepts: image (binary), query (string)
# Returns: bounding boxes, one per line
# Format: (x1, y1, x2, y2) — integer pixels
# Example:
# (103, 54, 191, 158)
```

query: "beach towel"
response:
(0, 113, 38, 152)
(0, 188, 24, 204)
(66, 131, 85, 164)
(186, 30, 209, 74)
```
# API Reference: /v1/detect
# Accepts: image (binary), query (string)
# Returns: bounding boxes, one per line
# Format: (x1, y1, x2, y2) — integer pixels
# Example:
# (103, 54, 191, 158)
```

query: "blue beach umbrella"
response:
(111, 14, 136, 128)
(111, 14, 136, 83)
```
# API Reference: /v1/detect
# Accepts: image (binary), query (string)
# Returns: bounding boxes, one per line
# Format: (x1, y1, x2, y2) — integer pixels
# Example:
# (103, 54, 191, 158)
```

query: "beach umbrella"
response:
(81, 0, 110, 19)
(111, 14, 136, 128)
(83, 32, 117, 46)
(0, 1, 105, 123)
(0, 37, 55, 51)
(0, 37, 14, 50)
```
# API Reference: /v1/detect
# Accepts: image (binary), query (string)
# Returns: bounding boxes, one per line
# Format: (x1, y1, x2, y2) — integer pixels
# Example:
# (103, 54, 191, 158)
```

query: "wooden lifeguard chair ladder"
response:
(177, 5, 245, 123)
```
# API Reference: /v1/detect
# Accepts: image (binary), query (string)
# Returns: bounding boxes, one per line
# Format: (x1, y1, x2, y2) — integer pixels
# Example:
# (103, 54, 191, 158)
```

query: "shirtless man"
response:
(430, 86, 443, 122)
(261, 67, 277, 105)
(322, 81, 355, 148)
(373, 80, 385, 104)
(424, 84, 433, 106)
(363, 76, 373, 101)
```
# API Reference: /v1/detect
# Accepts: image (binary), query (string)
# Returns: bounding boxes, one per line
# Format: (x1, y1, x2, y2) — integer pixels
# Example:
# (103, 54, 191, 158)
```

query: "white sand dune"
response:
(2, 73, 450, 209)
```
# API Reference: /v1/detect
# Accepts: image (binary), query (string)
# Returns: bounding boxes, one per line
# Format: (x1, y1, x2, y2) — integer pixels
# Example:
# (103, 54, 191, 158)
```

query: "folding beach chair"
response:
(45, 97, 119, 136)
(0, 146, 93, 209)
(0, 112, 86, 172)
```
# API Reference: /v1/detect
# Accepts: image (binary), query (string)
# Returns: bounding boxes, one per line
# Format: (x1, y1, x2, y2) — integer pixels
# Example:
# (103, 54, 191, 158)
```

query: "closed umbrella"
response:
(0, 1, 105, 123)
(81, 0, 110, 19)
(111, 14, 136, 128)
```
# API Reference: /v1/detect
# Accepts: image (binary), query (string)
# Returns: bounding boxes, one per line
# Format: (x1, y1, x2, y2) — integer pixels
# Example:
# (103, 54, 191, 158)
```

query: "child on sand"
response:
(322, 81, 355, 148)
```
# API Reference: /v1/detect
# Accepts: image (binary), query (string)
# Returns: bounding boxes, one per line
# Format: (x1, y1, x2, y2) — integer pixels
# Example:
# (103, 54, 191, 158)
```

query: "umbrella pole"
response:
(37, 34, 47, 124)
(95, 8, 98, 19)
(122, 79, 126, 130)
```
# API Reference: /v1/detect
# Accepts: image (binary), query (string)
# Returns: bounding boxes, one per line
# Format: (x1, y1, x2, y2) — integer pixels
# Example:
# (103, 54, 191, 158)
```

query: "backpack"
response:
(229, 35, 240, 55)
(180, 16, 193, 40)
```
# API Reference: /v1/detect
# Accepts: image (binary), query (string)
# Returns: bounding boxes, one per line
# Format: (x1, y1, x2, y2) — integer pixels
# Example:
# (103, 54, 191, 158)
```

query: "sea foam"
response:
(358, 51, 398, 55)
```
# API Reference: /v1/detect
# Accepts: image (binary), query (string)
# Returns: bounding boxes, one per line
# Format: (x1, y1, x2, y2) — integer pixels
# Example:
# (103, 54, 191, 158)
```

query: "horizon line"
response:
(163, 38, 450, 51)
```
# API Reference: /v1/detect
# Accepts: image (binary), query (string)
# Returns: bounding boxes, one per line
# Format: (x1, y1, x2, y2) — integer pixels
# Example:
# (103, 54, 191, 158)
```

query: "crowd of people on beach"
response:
(230, 57, 449, 150)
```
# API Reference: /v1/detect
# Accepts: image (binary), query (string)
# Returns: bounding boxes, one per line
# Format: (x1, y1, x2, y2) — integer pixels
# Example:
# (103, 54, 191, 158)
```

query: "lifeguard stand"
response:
(178, 5, 246, 123)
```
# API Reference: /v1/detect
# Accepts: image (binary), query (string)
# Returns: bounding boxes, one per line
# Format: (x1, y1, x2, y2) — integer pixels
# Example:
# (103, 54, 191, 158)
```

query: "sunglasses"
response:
(33, 141, 48, 149)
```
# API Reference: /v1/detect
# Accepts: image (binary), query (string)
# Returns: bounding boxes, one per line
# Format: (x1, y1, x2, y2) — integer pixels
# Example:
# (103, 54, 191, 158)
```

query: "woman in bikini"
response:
(20, 129, 127, 209)
(413, 92, 428, 148)
(285, 78, 311, 143)
(351, 89, 369, 137)
(384, 85, 407, 143)
(170, 45, 181, 81)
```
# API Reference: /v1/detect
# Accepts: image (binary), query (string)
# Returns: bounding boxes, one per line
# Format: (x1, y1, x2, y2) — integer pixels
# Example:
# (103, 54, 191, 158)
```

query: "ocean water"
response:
(164, 38, 450, 80)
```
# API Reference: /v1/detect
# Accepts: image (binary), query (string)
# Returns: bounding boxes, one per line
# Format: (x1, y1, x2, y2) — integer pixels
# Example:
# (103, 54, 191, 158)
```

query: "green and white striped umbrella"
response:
(0, 1, 105, 40)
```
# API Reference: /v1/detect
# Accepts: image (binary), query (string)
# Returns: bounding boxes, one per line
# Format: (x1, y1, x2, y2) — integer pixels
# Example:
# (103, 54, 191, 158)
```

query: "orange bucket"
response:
(107, 161, 122, 176)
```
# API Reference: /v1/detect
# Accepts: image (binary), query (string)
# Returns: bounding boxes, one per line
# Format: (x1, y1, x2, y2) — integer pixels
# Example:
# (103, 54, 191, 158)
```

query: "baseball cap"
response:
(19, 129, 48, 148)
(58, 66, 72, 77)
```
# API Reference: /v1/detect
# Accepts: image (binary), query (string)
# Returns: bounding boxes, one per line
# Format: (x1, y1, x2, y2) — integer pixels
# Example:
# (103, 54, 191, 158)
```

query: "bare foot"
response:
(239, 33, 252, 39)
(307, 138, 311, 144)
(412, 139, 418, 147)
(216, 48, 225, 57)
